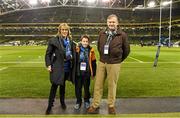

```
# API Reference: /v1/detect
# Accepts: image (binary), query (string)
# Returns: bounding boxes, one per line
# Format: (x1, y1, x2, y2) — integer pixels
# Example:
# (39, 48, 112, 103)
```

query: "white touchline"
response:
(0, 62, 44, 63)
(124, 62, 180, 64)
(129, 56, 144, 63)
(0, 61, 180, 64)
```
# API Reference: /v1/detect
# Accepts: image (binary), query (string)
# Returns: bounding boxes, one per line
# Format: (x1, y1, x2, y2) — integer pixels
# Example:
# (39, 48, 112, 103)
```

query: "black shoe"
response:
(61, 103, 67, 110)
(45, 107, 52, 115)
(60, 96, 66, 110)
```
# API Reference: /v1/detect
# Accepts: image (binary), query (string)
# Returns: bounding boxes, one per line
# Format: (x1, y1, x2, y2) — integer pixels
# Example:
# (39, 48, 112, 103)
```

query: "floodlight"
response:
(29, 0, 38, 5)
(102, 0, 110, 3)
(79, 0, 85, 2)
(162, 1, 172, 6)
(147, 1, 156, 8)
(41, 0, 51, 3)
(134, 5, 144, 9)
(87, 0, 96, 3)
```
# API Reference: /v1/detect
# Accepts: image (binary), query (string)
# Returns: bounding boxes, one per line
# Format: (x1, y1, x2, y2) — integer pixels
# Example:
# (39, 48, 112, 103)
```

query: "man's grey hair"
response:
(107, 14, 119, 22)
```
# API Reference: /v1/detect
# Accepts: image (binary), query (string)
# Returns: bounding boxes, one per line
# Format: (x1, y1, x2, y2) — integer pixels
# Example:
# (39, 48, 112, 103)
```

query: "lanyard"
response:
(105, 34, 113, 45)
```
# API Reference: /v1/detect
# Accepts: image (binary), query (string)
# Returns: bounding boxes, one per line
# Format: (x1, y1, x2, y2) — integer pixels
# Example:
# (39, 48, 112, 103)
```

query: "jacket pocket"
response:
(111, 45, 122, 58)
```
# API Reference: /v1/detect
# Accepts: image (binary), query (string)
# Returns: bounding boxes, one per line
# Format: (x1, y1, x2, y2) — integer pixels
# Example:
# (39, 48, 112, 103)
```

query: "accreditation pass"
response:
(104, 45, 109, 54)
(80, 62, 86, 71)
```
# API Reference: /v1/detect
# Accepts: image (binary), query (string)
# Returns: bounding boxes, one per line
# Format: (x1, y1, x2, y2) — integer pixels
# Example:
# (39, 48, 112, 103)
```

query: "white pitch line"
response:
(0, 62, 44, 63)
(0, 61, 180, 64)
(124, 62, 180, 64)
(0, 67, 8, 71)
(129, 56, 144, 63)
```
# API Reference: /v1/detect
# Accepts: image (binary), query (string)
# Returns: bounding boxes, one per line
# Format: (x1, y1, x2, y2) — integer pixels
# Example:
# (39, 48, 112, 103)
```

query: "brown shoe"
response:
(87, 106, 99, 114)
(108, 107, 116, 114)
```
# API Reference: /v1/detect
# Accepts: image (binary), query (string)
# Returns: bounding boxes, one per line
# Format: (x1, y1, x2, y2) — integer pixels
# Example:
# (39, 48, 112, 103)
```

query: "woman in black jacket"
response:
(45, 23, 76, 114)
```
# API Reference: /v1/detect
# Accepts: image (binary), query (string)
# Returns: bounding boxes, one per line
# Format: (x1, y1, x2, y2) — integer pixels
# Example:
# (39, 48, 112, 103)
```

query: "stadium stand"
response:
(0, 4, 180, 45)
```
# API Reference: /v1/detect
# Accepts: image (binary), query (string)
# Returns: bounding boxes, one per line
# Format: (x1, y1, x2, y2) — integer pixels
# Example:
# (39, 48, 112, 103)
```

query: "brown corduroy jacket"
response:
(97, 29, 130, 64)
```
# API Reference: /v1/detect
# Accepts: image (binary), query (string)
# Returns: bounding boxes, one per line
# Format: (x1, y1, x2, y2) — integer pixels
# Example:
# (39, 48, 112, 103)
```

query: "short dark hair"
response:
(80, 35, 90, 41)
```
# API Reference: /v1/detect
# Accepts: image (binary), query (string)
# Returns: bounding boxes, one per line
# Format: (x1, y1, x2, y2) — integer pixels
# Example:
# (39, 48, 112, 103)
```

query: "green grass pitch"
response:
(0, 46, 180, 98)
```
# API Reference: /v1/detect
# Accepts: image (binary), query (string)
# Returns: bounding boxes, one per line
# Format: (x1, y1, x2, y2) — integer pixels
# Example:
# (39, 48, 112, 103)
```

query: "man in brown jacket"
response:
(87, 14, 130, 114)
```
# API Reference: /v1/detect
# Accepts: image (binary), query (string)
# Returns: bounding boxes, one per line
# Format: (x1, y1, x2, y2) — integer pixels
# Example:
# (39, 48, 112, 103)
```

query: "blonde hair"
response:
(57, 23, 72, 39)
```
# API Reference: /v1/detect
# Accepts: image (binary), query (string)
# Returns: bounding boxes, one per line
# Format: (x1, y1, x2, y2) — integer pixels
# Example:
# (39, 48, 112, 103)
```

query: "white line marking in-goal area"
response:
(0, 67, 8, 71)
(129, 56, 144, 63)
(0, 61, 180, 64)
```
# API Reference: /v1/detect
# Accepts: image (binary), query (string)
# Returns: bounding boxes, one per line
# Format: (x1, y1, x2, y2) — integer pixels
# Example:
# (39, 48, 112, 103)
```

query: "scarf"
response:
(105, 30, 117, 45)
(80, 46, 89, 63)
(63, 37, 72, 60)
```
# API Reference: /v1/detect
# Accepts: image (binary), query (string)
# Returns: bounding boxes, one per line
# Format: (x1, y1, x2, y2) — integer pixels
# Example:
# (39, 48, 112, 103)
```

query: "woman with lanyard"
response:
(45, 23, 76, 114)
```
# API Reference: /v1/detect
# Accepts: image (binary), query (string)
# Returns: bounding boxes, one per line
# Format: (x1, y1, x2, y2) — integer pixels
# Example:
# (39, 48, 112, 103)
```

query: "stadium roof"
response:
(0, 0, 179, 14)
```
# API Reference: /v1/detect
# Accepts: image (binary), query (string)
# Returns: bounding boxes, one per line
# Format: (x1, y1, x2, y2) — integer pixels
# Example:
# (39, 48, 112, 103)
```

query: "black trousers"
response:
(47, 72, 69, 107)
(75, 72, 91, 104)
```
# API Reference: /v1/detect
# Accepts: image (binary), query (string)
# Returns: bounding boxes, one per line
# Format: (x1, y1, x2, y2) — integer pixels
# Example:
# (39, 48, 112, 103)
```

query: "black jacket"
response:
(76, 44, 97, 77)
(45, 36, 76, 85)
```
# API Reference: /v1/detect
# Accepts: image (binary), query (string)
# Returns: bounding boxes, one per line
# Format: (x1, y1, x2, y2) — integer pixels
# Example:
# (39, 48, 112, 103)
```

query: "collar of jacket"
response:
(102, 28, 123, 35)
(57, 36, 72, 45)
